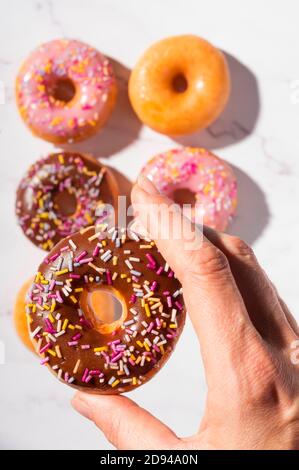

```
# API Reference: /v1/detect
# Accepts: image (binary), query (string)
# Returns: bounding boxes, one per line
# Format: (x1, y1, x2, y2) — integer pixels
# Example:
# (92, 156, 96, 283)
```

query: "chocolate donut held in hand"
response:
(26, 225, 186, 394)
(16, 152, 118, 251)
(71, 176, 299, 450)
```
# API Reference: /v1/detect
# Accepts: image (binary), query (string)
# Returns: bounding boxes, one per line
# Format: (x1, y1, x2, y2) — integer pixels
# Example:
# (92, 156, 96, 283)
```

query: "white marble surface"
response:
(1, 0, 299, 450)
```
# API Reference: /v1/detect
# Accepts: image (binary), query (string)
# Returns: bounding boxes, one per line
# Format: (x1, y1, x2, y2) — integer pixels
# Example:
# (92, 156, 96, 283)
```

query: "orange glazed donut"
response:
(129, 35, 230, 135)
(26, 226, 186, 394)
(14, 278, 36, 353)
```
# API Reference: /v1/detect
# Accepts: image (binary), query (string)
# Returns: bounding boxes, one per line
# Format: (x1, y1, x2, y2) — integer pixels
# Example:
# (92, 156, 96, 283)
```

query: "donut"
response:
(16, 152, 118, 251)
(14, 278, 36, 353)
(16, 39, 117, 143)
(26, 225, 186, 394)
(129, 35, 230, 135)
(140, 147, 237, 231)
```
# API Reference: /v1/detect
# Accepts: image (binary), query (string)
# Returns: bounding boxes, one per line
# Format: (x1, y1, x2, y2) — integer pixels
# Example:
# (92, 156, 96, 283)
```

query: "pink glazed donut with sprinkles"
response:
(140, 147, 237, 231)
(16, 39, 117, 143)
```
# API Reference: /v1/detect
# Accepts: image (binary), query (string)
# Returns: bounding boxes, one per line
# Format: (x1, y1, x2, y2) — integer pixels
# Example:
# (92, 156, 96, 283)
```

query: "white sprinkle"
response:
(69, 239, 77, 250)
(31, 326, 42, 338)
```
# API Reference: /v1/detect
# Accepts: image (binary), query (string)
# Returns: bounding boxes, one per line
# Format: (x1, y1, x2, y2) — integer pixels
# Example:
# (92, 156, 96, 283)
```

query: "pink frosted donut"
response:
(140, 147, 237, 231)
(16, 39, 117, 144)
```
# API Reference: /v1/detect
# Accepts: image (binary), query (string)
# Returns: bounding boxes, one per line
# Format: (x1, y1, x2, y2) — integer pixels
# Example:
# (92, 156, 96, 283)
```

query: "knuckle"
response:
(229, 236, 255, 259)
(192, 244, 230, 278)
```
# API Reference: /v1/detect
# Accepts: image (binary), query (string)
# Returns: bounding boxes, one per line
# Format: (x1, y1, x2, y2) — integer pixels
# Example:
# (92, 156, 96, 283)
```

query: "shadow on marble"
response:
(228, 165, 270, 245)
(173, 52, 260, 150)
(58, 58, 142, 158)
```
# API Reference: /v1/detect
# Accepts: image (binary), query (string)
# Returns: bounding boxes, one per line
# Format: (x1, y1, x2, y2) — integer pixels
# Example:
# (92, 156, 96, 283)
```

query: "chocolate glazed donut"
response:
(16, 152, 118, 251)
(26, 226, 186, 394)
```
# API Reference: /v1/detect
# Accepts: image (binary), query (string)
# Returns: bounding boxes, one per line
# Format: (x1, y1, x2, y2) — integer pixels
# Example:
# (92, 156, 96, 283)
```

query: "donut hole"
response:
(53, 189, 77, 216)
(80, 287, 127, 335)
(51, 77, 76, 103)
(171, 73, 188, 93)
(173, 187, 196, 206)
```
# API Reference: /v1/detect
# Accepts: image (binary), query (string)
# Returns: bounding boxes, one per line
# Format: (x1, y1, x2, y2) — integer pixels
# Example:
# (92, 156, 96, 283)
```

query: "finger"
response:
(132, 177, 259, 379)
(203, 226, 297, 346)
(72, 392, 179, 450)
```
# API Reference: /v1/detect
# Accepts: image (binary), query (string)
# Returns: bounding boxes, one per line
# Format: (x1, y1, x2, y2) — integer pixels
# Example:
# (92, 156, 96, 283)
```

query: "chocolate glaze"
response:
(16, 152, 118, 251)
(27, 226, 186, 394)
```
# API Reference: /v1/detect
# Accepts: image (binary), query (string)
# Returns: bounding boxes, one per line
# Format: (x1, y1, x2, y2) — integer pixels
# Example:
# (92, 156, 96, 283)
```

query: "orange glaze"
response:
(14, 278, 36, 353)
(129, 35, 230, 135)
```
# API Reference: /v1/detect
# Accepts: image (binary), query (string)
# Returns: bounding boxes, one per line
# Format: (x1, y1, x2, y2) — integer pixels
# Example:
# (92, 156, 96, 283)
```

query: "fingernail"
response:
(72, 394, 93, 421)
(137, 175, 159, 195)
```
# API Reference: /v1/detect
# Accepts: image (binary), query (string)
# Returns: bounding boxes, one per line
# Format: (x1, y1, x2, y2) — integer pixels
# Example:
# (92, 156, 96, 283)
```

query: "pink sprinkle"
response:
(68, 341, 78, 346)
(85, 375, 93, 383)
(56, 290, 63, 303)
(175, 301, 183, 311)
(75, 250, 87, 262)
(70, 273, 81, 279)
(40, 343, 51, 354)
(72, 333, 82, 341)
(156, 266, 163, 275)
(167, 296, 172, 308)
(89, 369, 102, 376)
(49, 280, 55, 291)
(79, 317, 92, 328)
(151, 281, 158, 292)
(168, 270, 174, 278)
(146, 263, 156, 270)
(79, 257, 94, 264)
(40, 357, 49, 365)
(111, 352, 123, 363)
(81, 344, 90, 350)
(108, 339, 121, 346)
(82, 368, 89, 382)
(106, 270, 112, 285)
(129, 358, 135, 366)
(93, 245, 100, 257)
(49, 253, 59, 262)
(163, 290, 170, 296)
(64, 372, 69, 381)
(146, 253, 156, 266)
(156, 318, 162, 328)
(147, 322, 154, 333)
(60, 246, 69, 253)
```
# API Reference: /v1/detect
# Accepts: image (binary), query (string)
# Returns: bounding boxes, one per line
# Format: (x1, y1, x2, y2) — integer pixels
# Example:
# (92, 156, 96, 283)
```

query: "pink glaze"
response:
(140, 147, 237, 231)
(16, 39, 117, 143)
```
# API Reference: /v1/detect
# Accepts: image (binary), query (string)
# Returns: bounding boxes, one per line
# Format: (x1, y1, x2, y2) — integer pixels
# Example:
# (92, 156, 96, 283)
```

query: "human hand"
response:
(72, 175, 299, 450)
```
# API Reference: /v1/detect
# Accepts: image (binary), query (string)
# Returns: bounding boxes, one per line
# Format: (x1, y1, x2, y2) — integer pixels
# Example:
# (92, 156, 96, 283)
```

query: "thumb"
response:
(72, 392, 179, 450)
(131, 176, 254, 380)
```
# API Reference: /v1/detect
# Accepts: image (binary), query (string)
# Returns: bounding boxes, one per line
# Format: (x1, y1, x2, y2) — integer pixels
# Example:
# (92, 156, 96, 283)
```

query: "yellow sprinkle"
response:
(144, 342, 150, 352)
(39, 212, 49, 219)
(43, 304, 50, 310)
(55, 268, 69, 276)
(127, 277, 131, 283)
(48, 349, 56, 357)
(130, 354, 136, 361)
(120, 274, 127, 279)
(160, 345, 165, 354)
(26, 314, 33, 324)
(94, 346, 108, 352)
(62, 319, 69, 330)
(135, 356, 142, 365)
(102, 240, 107, 247)
(55, 345, 62, 358)
(47, 313, 55, 323)
(132, 377, 137, 386)
(169, 323, 178, 329)
(68, 324, 75, 330)
(111, 379, 120, 388)
(74, 287, 83, 293)
(144, 304, 151, 318)
(35, 272, 41, 282)
(70, 295, 77, 304)
(112, 256, 118, 266)
(74, 325, 82, 330)
(50, 300, 56, 313)
(136, 340, 143, 348)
